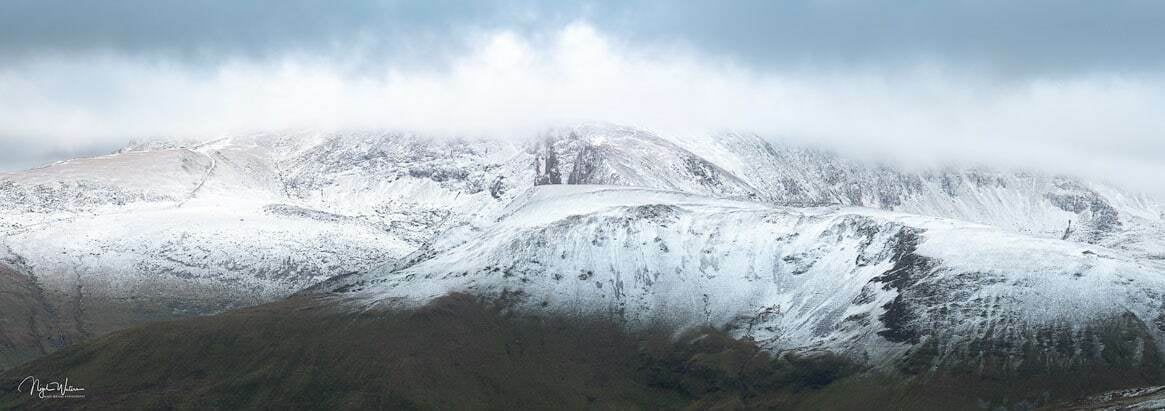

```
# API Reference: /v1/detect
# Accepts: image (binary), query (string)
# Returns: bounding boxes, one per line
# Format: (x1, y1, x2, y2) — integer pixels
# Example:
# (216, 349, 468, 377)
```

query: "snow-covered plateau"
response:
(1, 124, 1163, 373)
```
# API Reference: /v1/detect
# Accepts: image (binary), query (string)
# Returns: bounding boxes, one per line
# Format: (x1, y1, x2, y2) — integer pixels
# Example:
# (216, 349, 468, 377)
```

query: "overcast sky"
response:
(1, 1, 1163, 195)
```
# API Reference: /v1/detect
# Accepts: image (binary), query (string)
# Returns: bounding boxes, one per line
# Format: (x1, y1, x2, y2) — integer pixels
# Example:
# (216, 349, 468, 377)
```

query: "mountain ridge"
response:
(0, 124, 1162, 373)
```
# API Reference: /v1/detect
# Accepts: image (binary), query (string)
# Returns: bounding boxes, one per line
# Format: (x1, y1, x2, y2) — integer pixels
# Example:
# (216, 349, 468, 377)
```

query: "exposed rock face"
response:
(533, 138, 563, 185)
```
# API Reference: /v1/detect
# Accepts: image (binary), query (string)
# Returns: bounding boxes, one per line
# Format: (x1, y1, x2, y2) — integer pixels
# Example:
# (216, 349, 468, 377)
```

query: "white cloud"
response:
(0, 23, 1162, 195)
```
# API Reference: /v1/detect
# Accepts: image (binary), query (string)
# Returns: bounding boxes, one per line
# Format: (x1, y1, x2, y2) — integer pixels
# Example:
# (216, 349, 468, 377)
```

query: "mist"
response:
(1, 22, 1162, 196)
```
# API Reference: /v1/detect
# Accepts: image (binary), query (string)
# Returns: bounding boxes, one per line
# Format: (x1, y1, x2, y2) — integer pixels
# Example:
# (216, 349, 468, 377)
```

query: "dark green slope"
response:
(1, 292, 1161, 410)
(1, 294, 863, 410)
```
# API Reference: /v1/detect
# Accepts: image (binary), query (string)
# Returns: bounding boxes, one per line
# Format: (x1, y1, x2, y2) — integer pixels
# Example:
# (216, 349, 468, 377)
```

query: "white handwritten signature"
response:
(16, 376, 85, 399)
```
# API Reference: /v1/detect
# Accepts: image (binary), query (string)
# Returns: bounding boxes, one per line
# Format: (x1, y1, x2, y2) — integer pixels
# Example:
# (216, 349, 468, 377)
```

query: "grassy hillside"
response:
(1, 292, 1160, 410)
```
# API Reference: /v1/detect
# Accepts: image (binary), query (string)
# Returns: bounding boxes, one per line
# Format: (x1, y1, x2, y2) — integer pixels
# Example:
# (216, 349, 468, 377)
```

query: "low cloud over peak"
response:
(1, 2, 1163, 196)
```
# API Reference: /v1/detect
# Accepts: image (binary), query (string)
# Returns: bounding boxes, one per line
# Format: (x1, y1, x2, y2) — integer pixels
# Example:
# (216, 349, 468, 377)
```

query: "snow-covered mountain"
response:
(316, 185, 1165, 374)
(528, 125, 1164, 257)
(1, 123, 1162, 371)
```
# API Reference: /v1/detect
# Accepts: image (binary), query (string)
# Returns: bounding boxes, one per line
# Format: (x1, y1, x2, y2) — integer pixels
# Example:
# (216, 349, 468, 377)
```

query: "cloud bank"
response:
(5, 1, 1165, 76)
(1, 2, 1163, 196)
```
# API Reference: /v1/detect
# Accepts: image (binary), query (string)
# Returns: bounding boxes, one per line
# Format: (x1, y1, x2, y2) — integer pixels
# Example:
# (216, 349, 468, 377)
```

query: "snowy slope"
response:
(535, 126, 1165, 257)
(0, 123, 1161, 371)
(321, 185, 1165, 370)
(0, 130, 540, 369)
